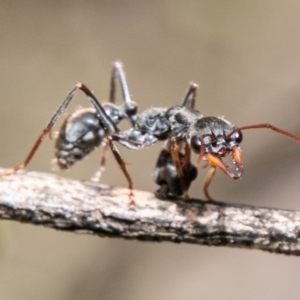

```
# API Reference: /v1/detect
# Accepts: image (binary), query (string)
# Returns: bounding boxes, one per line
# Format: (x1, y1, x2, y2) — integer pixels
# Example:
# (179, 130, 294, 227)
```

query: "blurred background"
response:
(0, 1, 300, 299)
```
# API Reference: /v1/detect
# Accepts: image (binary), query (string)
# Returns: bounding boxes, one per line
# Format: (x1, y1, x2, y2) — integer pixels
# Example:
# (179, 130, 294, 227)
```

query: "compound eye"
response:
(211, 138, 217, 148)
(190, 135, 202, 154)
(232, 130, 243, 144)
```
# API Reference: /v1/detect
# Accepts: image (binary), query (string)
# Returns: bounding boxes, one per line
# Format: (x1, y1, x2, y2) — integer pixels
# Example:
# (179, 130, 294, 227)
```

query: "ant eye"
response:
(211, 139, 217, 147)
(191, 136, 202, 153)
(232, 130, 243, 144)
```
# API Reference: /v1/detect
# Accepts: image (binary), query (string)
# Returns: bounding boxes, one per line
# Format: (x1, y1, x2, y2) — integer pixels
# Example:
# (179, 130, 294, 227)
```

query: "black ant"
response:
(1, 62, 142, 205)
(2, 62, 300, 202)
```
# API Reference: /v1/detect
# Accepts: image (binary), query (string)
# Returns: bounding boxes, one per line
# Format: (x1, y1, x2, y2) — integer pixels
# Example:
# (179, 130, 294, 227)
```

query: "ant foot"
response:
(128, 191, 135, 210)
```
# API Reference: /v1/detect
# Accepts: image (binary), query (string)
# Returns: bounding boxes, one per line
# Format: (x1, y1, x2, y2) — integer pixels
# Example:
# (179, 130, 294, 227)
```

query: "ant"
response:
(0, 61, 198, 203)
(2, 62, 300, 202)
(1, 62, 143, 205)
(112, 82, 300, 200)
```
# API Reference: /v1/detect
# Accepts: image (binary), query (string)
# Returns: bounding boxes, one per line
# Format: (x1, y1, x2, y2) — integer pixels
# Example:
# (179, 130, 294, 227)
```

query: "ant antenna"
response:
(228, 123, 300, 144)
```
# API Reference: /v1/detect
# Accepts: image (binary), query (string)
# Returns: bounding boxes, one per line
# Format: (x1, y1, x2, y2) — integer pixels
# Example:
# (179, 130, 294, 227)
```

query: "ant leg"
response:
(153, 144, 197, 199)
(106, 136, 135, 207)
(183, 144, 192, 169)
(90, 63, 136, 182)
(110, 62, 138, 125)
(90, 142, 110, 182)
(1, 83, 120, 177)
(76, 83, 120, 134)
(0, 128, 51, 176)
(170, 137, 189, 199)
(0, 87, 79, 176)
(110, 128, 158, 150)
(203, 166, 216, 201)
(110, 62, 132, 104)
(182, 82, 198, 109)
(78, 84, 136, 204)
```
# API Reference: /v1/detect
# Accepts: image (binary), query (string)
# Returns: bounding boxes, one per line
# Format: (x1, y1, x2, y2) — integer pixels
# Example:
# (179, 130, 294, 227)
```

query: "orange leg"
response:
(183, 144, 191, 169)
(90, 142, 110, 182)
(107, 136, 135, 208)
(203, 166, 216, 201)
(170, 138, 189, 199)
(0, 128, 51, 176)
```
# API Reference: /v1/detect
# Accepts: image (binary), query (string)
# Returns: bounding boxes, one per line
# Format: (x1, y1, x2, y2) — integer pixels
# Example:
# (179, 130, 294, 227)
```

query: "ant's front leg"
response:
(203, 166, 216, 201)
(153, 143, 198, 200)
(110, 128, 158, 150)
(169, 137, 190, 199)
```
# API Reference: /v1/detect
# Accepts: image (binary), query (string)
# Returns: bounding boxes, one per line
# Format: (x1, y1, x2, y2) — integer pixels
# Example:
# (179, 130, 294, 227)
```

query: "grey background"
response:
(1, 1, 300, 299)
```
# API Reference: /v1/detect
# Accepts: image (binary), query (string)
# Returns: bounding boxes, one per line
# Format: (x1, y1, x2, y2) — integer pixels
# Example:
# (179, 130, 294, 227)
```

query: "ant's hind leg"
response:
(0, 87, 79, 176)
(182, 82, 198, 109)
(88, 63, 131, 183)
(109, 62, 132, 104)
(109, 62, 138, 125)
(1, 82, 118, 177)
(0, 128, 51, 177)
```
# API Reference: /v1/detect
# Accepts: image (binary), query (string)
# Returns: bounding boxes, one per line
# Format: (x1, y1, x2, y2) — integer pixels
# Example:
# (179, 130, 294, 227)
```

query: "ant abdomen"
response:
(55, 108, 105, 169)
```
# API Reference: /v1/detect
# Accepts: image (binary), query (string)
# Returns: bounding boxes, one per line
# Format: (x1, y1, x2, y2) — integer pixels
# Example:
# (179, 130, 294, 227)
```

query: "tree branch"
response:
(0, 168, 300, 256)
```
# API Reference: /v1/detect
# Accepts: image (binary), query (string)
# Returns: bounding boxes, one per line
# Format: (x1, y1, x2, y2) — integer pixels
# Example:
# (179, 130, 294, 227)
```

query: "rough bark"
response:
(0, 168, 300, 256)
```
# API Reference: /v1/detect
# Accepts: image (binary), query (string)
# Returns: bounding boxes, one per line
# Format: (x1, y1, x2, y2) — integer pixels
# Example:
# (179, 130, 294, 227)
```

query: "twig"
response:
(0, 168, 300, 256)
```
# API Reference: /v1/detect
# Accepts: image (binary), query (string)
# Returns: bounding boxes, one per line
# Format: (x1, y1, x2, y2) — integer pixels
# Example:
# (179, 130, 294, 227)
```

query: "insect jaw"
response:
(204, 146, 244, 179)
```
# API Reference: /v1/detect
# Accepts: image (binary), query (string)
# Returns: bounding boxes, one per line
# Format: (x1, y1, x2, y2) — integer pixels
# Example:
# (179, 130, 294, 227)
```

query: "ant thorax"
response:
(166, 106, 203, 143)
(135, 107, 169, 139)
(101, 103, 125, 124)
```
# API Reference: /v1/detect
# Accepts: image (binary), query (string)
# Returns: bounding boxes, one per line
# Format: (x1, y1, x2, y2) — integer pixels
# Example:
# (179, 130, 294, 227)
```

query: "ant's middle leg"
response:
(106, 136, 135, 207)
(153, 144, 198, 199)
(90, 142, 110, 183)
(90, 62, 138, 181)
(109, 62, 138, 126)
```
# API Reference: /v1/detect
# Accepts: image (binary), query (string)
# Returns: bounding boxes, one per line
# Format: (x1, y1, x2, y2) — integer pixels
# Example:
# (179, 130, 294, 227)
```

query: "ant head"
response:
(188, 117, 244, 179)
(188, 117, 300, 180)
